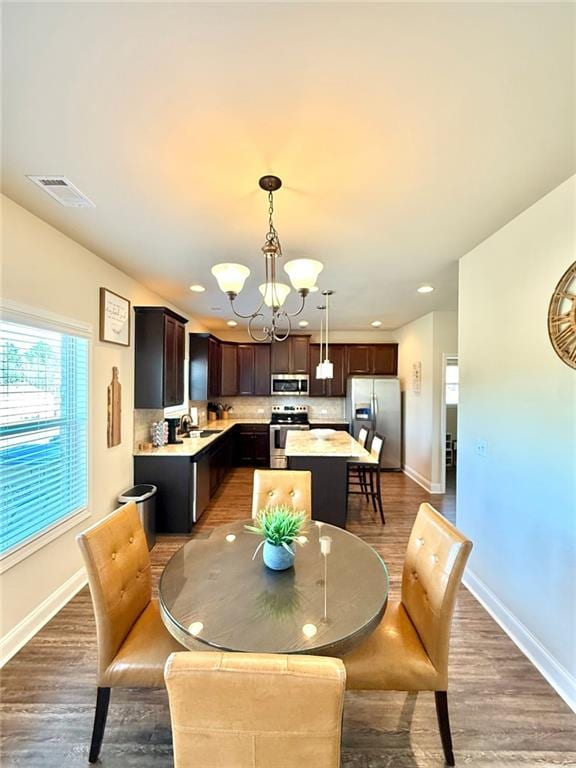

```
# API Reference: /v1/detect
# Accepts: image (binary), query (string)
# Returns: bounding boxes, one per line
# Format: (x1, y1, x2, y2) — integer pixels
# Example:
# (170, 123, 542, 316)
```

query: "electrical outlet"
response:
(476, 439, 488, 458)
(257, 408, 264, 414)
(321, 409, 328, 414)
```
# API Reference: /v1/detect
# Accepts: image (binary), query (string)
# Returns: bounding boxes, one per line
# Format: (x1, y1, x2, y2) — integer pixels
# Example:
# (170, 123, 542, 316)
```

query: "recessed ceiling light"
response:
(309, 286, 319, 293)
(371, 320, 382, 328)
(298, 320, 309, 328)
(189, 284, 206, 293)
(417, 285, 434, 294)
(211, 307, 222, 311)
(227, 320, 238, 327)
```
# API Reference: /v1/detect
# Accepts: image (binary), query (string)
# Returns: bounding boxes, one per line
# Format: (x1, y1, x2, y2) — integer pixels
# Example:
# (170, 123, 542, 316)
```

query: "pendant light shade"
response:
(211, 263, 250, 295)
(258, 282, 291, 308)
(284, 259, 324, 292)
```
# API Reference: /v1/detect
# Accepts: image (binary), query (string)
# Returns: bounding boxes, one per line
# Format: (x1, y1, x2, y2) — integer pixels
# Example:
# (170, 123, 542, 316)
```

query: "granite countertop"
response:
(285, 430, 376, 462)
(309, 418, 349, 425)
(133, 417, 269, 457)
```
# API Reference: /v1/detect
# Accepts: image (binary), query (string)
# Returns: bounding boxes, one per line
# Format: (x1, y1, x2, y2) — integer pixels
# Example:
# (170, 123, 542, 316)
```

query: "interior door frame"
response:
(440, 352, 458, 498)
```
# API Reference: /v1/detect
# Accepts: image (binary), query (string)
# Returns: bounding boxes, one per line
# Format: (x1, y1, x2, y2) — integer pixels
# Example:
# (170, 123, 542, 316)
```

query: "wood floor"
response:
(1, 469, 574, 767)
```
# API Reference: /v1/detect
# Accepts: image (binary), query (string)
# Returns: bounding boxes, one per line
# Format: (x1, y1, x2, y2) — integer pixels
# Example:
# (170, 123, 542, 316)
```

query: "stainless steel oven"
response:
(270, 373, 309, 396)
(269, 405, 310, 468)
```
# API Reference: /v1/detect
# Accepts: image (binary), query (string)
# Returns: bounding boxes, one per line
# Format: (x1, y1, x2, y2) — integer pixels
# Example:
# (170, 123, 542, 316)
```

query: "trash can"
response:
(118, 484, 157, 550)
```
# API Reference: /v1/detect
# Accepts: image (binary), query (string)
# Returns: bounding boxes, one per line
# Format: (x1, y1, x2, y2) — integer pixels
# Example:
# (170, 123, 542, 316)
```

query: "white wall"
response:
(457, 176, 576, 709)
(0, 195, 205, 659)
(398, 310, 457, 492)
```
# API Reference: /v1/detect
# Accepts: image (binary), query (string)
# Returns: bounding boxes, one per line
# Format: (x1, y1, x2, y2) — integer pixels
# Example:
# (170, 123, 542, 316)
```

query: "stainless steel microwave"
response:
(270, 373, 309, 396)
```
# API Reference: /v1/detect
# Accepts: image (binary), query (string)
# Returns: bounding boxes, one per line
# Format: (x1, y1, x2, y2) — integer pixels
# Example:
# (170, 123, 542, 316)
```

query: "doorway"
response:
(441, 355, 458, 522)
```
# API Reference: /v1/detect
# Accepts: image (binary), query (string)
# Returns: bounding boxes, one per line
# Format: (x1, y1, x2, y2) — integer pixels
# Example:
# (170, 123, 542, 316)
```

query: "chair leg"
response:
(360, 468, 369, 502)
(369, 469, 378, 513)
(375, 467, 385, 525)
(434, 691, 455, 766)
(89, 686, 111, 763)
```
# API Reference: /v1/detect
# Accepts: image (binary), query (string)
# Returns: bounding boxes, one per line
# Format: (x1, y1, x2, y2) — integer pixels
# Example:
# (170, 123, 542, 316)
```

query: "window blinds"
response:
(0, 319, 89, 556)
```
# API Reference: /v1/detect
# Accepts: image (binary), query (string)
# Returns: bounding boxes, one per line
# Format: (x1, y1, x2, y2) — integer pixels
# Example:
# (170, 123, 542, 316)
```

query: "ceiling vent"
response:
(26, 176, 95, 208)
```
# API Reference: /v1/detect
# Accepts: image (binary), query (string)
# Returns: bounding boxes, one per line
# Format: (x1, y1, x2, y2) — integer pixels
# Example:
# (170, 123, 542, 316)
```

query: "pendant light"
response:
(315, 290, 334, 380)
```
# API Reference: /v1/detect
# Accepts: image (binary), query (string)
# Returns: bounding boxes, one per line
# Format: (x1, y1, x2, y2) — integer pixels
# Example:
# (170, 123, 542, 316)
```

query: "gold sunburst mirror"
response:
(548, 261, 576, 369)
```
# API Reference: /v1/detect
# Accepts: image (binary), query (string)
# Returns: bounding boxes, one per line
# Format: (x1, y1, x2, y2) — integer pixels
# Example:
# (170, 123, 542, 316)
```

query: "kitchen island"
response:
(285, 430, 376, 528)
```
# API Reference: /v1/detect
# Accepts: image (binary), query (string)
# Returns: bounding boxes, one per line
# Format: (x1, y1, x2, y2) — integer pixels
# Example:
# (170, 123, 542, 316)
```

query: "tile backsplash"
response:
(220, 397, 346, 421)
(134, 397, 346, 447)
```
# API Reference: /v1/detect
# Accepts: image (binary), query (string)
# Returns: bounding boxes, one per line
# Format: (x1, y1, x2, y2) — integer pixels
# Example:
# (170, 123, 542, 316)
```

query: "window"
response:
(445, 358, 459, 405)
(0, 312, 89, 563)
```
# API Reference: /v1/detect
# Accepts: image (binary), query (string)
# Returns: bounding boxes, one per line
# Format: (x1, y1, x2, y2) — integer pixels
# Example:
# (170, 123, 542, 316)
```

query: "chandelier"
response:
(211, 175, 323, 342)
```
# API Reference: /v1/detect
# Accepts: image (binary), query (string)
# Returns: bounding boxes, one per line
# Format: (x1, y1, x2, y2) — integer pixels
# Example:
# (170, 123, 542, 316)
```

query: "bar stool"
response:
(347, 427, 370, 502)
(348, 433, 386, 524)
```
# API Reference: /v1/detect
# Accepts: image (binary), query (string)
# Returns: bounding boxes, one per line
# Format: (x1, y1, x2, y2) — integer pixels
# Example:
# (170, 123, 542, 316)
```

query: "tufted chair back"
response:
(251, 469, 312, 519)
(401, 503, 472, 683)
(165, 651, 346, 768)
(77, 502, 152, 680)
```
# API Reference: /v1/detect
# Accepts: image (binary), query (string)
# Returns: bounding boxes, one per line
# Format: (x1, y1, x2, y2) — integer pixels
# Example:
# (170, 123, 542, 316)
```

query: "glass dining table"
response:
(159, 519, 389, 656)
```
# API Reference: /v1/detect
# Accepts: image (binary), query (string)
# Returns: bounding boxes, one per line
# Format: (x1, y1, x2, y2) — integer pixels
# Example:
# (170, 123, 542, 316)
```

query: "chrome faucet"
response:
(179, 414, 193, 437)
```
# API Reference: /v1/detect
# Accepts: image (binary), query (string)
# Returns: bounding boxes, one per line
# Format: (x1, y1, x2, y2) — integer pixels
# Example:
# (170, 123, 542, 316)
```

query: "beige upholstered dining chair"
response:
(251, 469, 312, 518)
(343, 503, 472, 766)
(165, 651, 346, 768)
(77, 502, 185, 763)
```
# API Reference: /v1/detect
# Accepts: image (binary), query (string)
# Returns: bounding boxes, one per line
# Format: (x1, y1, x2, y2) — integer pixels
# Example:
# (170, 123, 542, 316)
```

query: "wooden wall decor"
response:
(547, 261, 576, 369)
(107, 367, 122, 447)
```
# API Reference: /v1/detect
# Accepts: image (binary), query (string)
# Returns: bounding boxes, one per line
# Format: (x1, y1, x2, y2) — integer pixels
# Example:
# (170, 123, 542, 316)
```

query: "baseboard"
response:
(402, 464, 443, 494)
(0, 567, 87, 668)
(464, 568, 576, 713)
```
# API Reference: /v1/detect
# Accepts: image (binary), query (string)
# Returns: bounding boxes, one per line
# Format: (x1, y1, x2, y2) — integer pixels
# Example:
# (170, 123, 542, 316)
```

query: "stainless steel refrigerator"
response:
(346, 377, 401, 469)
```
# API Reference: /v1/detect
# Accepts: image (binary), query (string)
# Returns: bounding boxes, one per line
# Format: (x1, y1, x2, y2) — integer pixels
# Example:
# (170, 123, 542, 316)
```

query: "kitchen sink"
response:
(198, 429, 222, 437)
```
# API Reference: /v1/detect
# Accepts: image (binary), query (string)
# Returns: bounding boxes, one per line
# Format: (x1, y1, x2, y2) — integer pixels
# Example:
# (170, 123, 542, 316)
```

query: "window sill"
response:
(0, 507, 91, 574)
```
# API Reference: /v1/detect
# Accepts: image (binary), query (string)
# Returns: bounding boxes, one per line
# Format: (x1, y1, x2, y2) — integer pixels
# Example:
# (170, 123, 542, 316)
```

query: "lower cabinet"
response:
(134, 424, 269, 533)
(235, 425, 269, 467)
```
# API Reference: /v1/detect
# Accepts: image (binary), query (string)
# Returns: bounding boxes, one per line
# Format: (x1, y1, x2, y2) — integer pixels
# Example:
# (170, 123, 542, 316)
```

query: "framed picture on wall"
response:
(99, 288, 131, 346)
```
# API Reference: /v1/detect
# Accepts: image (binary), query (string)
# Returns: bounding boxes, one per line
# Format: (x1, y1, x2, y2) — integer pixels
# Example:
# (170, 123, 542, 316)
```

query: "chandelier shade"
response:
(211, 263, 251, 295)
(284, 259, 324, 292)
(258, 282, 291, 308)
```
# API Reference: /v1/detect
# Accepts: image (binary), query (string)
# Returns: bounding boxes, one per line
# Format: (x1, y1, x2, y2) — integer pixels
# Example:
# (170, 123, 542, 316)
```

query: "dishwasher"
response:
(192, 452, 211, 522)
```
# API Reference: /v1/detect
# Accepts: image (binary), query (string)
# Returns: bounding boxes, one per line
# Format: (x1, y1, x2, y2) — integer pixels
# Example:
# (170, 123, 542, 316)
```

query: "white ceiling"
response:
(2, 2, 574, 331)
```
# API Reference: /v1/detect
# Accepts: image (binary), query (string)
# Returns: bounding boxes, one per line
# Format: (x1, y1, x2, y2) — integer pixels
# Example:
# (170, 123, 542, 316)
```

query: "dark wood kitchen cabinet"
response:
(271, 335, 310, 374)
(346, 344, 398, 376)
(346, 344, 373, 375)
(309, 344, 347, 397)
(220, 343, 238, 397)
(235, 424, 269, 467)
(373, 344, 398, 375)
(237, 344, 271, 396)
(134, 307, 188, 408)
(189, 333, 223, 400)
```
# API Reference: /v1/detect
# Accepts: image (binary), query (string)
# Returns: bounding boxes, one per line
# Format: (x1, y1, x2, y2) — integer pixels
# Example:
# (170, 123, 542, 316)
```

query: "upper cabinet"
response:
(372, 344, 398, 375)
(191, 336, 271, 399)
(271, 335, 310, 374)
(220, 343, 238, 397)
(346, 344, 398, 376)
(190, 334, 222, 400)
(134, 307, 188, 408)
(346, 344, 373, 374)
(238, 344, 271, 396)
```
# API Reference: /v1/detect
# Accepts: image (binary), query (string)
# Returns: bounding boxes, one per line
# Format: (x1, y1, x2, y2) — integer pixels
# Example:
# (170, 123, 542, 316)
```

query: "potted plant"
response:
(246, 506, 307, 571)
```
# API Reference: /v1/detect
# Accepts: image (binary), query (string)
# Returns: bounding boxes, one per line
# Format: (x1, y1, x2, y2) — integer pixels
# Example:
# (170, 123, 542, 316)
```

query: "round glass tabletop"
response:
(159, 520, 389, 655)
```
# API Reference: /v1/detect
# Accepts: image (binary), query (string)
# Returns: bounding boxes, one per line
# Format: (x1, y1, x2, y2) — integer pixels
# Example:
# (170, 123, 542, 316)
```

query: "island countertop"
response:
(285, 430, 376, 462)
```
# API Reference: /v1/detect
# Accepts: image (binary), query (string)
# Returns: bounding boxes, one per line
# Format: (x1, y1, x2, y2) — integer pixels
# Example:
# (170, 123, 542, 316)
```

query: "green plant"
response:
(245, 506, 307, 557)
